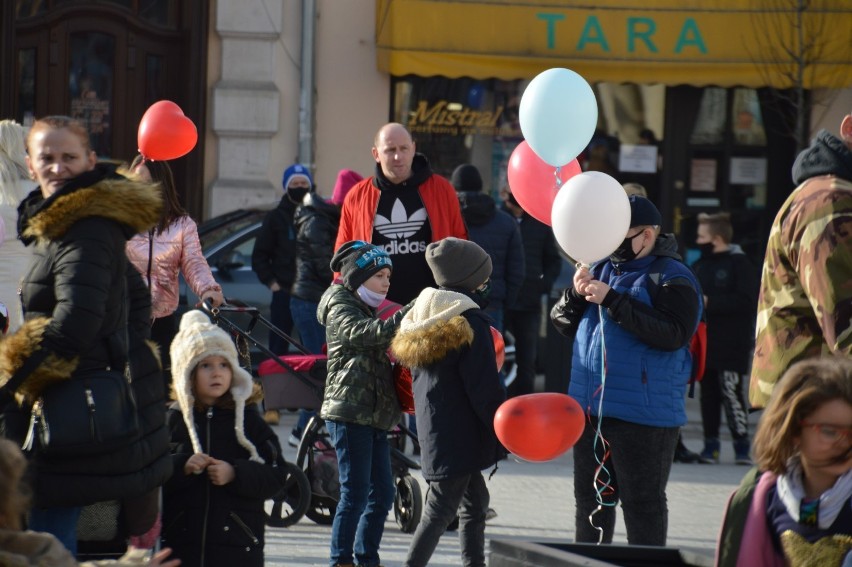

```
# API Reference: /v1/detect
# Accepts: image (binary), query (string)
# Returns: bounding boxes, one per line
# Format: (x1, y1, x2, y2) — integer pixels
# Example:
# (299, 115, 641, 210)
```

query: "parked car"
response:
(178, 207, 516, 381)
(177, 207, 275, 369)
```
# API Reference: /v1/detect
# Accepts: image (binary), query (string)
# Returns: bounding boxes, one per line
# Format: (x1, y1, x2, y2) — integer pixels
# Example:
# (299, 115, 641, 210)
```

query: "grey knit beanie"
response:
(425, 237, 492, 291)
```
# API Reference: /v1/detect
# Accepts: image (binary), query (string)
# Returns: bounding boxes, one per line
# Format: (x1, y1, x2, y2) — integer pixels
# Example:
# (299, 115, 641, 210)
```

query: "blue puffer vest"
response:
(569, 255, 701, 427)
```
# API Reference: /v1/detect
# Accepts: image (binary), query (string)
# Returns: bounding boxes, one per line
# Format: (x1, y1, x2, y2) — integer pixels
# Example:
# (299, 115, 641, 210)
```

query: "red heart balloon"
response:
(493, 393, 585, 462)
(138, 100, 198, 161)
(507, 141, 581, 226)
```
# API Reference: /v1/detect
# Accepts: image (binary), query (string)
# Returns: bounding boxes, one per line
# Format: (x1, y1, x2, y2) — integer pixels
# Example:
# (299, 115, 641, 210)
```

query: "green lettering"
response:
(627, 17, 658, 53)
(537, 13, 565, 49)
(576, 15, 610, 52)
(674, 18, 707, 54)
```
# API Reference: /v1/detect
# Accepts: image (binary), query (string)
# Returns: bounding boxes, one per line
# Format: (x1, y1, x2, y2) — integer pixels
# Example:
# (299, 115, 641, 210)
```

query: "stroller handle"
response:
(200, 297, 261, 317)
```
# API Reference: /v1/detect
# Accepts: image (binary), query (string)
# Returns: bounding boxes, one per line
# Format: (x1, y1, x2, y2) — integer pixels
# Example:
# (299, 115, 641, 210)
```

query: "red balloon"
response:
(493, 393, 585, 462)
(507, 141, 581, 226)
(137, 100, 198, 161)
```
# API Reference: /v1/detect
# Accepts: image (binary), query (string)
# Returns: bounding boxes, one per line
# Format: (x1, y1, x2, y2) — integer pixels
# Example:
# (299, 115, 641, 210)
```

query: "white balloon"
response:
(519, 68, 598, 167)
(551, 171, 630, 265)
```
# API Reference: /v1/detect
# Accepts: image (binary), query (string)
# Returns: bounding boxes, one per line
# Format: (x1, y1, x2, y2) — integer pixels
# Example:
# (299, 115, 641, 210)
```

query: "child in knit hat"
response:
(317, 240, 413, 567)
(161, 310, 287, 567)
(391, 236, 507, 567)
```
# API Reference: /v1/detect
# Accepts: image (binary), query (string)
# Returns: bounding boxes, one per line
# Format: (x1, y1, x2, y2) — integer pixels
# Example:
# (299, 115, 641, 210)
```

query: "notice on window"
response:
(618, 144, 658, 173)
(690, 159, 717, 192)
(730, 157, 767, 185)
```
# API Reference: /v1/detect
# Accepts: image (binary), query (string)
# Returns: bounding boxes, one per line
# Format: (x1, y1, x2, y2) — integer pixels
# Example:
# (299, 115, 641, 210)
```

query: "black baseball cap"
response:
(628, 196, 662, 228)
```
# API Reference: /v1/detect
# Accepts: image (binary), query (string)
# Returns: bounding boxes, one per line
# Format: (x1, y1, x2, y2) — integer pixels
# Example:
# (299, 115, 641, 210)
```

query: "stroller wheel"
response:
(305, 498, 337, 525)
(394, 474, 423, 533)
(266, 461, 311, 528)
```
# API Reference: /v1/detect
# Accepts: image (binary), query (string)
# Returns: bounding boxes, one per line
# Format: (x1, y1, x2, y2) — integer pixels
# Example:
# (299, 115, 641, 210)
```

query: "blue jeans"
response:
(405, 473, 489, 567)
(326, 420, 395, 567)
(290, 296, 324, 433)
(29, 506, 82, 555)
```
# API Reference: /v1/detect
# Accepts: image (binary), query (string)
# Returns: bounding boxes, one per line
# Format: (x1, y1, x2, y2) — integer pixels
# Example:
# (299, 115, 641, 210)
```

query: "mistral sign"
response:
(376, 0, 852, 89)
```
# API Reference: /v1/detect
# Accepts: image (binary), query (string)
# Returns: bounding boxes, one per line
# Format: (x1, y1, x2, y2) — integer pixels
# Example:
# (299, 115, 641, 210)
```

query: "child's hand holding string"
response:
(185, 453, 213, 475)
(206, 457, 236, 485)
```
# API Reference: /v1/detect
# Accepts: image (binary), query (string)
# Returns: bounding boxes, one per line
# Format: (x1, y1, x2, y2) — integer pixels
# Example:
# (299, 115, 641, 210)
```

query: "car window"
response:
(199, 211, 266, 250)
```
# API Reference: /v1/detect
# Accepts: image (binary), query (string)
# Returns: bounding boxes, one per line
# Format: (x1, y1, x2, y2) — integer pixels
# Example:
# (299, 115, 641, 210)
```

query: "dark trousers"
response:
(405, 473, 490, 567)
(700, 368, 749, 441)
(573, 416, 679, 546)
(269, 289, 294, 356)
(504, 308, 540, 397)
(150, 313, 177, 390)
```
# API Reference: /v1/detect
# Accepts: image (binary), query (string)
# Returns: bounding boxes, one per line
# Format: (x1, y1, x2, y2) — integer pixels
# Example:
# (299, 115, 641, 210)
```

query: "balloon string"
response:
(589, 304, 616, 544)
(554, 165, 563, 187)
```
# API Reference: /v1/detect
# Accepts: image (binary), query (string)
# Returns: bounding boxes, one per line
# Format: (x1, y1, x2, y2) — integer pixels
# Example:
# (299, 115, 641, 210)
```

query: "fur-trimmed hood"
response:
(0, 166, 162, 402)
(18, 164, 162, 245)
(169, 311, 264, 463)
(391, 288, 478, 368)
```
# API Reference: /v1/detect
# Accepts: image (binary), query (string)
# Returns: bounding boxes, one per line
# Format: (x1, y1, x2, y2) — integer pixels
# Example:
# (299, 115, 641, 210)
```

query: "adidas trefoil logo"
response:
(375, 199, 427, 239)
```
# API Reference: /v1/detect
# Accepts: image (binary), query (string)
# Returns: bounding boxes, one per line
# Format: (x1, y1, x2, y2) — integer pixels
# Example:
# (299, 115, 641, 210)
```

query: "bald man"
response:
(335, 123, 468, 304)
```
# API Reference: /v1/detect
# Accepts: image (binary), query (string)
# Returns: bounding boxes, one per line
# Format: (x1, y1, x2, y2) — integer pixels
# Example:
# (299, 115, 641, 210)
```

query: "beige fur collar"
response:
(23, 178, 162, 244)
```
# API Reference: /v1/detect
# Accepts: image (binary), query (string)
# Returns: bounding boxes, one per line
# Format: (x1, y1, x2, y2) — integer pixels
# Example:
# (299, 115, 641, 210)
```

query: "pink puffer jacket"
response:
(126, 215, 221, 319)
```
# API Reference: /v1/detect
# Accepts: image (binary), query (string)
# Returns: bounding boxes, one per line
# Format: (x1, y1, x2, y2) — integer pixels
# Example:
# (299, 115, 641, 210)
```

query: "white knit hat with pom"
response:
(170, 310, 263, 463)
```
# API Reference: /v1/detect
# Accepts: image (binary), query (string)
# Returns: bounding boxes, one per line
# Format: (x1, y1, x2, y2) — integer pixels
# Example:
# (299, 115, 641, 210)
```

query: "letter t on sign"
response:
(537, 13, 566, 49)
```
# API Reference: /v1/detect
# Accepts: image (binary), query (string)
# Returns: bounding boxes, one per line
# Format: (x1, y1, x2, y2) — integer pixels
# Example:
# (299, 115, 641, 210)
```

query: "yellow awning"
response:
(375, 0, 852, 88)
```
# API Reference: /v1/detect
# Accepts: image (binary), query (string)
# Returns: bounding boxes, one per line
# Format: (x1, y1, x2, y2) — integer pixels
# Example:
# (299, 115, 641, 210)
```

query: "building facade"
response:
(2, 0, 851, 264)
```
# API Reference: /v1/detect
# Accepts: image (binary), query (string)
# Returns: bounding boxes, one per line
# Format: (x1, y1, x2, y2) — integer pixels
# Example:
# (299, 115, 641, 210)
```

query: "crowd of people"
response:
(0, 110, 848, 567)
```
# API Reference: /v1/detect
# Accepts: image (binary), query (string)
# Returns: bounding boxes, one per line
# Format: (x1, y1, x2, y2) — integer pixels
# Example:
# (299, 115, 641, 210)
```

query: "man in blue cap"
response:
(550, 195, 702, 546)
(252, 163, 314, 423)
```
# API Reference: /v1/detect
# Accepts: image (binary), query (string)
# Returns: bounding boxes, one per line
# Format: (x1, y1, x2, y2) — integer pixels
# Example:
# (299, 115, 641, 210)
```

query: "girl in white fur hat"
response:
(161, 310, 287, 567)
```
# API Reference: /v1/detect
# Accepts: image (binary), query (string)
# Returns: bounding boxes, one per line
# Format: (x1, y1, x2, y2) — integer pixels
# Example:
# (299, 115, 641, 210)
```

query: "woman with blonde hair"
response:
(0, 120, 36, 332)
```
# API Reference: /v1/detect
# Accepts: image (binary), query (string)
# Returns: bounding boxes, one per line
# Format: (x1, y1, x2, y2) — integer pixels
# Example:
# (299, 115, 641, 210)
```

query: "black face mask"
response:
(609, 231, 645, 264)
(287, 188, 309, 204)
(474, 279, 492, 300)
(697, 243, 715, 256)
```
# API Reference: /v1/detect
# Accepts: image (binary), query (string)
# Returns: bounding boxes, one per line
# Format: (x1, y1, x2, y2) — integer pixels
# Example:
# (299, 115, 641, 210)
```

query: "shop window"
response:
(391, 76, 525, 200)
(55, 0, 132, 7)
(690, 88, 727, 145)
(731, 88, 766, 146)
(17, 48, 36, 126)
(69, 32, 114, 157)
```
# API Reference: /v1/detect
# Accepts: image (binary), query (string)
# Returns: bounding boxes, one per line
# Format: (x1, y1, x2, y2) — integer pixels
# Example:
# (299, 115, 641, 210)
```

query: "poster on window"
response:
(690, 159, 717, 192)
(618, 144, 658, 173)
(729, 157, 767, 185)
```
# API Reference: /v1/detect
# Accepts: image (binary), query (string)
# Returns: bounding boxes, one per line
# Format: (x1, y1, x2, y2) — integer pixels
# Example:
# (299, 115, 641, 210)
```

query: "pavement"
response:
(260, 390, 761, 566)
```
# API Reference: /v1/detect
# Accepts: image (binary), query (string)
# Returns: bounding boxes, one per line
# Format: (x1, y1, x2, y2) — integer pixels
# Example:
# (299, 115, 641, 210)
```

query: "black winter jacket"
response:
(0, 165, 172, 508)
(391, 288, 506, 480)
(291, 193, 340, 303)
(458, 192, 524, 310)
(162, 401, 285, 567)
(504, 210, 562, 311)
(251, 197, 298, 288)
(692, 248, 758, 373)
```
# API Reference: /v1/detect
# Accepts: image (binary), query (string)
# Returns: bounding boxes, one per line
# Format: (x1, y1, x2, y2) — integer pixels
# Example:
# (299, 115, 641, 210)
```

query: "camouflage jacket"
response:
(750, 173, 852, 408)
(317, 284, 410, 430)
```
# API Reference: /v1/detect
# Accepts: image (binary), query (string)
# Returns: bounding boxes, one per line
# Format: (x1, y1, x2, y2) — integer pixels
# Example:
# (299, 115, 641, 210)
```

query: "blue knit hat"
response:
(281, 163, 314, 193)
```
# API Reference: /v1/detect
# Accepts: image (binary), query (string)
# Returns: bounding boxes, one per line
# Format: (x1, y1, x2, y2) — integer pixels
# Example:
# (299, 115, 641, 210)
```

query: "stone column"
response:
(210, 0, 283, 216)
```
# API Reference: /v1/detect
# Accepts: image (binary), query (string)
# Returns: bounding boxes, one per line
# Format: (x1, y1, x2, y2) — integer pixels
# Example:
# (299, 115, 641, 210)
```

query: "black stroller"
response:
(201, 301, 424, 533)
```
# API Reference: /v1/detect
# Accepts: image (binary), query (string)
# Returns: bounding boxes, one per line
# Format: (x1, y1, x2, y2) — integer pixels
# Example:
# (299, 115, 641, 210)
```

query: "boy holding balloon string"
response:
(550, 195, 702, 546)
(391, 237, 506, 567)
